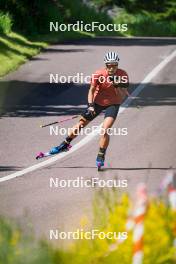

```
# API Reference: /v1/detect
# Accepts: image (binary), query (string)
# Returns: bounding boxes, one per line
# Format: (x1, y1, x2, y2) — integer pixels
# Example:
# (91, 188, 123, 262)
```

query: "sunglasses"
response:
(106, 64, 118, 68)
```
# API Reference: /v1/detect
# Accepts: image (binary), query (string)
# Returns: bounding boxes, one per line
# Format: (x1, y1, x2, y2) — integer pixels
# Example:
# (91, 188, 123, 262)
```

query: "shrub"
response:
(0, 12, 12, 34)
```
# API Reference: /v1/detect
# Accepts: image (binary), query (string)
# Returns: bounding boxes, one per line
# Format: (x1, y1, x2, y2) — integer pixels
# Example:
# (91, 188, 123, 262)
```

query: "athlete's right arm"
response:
(88, 84, 96, 105)
(87, 84, 96, 114)
(88, 71, 100, 107)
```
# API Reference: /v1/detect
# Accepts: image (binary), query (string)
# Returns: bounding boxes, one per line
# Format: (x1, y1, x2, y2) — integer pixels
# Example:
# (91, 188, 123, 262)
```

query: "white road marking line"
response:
(1, 49, 176, 183)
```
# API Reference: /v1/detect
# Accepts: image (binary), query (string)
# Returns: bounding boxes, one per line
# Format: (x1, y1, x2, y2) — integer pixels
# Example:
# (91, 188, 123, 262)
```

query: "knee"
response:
(79, 119, 89, 128)
(79, 116, 89, 125)
(71, 120, 87, 135)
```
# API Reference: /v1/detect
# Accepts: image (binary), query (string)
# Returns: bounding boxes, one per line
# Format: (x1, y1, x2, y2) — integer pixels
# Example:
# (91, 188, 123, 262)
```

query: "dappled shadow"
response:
(0, 39, 32, 58)
(43, 48, 89, 53)
(1, 34, 44, 49)
(29, 48, 89, 62)
(0, 35, 89, 64)
(0, 80, 175, 117)
(59, 37, 176, 46)
(29, 57, 49, 61)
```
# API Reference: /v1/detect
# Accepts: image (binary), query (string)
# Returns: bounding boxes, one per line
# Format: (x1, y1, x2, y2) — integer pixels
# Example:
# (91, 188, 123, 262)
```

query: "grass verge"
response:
(0, 30, 94, 78)
(0, 32, 46, 77)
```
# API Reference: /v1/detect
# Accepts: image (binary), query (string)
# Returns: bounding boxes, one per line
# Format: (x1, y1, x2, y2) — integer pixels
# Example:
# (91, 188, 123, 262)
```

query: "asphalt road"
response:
(0, 37, 176, 243)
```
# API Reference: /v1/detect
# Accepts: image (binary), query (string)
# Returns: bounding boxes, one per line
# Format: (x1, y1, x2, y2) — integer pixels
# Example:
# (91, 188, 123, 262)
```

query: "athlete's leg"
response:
(67, 103, 103, 141)
(96, 104, 120, 165)
(67, 118, 90, 140)
(99, 116, 115, 148)
(50, 104, 103, 154)
(96, 117, 115, 162)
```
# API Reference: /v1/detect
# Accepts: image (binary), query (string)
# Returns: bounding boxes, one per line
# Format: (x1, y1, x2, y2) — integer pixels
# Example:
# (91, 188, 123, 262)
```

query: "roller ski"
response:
(96, 148, 106, 171)
(36, 140, 72, 160)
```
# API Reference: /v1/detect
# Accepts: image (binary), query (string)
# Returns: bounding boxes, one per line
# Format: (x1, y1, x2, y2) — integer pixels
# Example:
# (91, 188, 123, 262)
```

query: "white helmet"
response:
(104, 52, 120, 64)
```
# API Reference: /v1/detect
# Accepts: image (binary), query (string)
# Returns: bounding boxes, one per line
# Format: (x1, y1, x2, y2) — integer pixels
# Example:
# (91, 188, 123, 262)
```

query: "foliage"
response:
(92, 0, 176, 17)
(0, 12, 12, 34)
(91, 0, 176, 36)
(0, 189, 176, 264)
(0, 0, 113, 36)
(0, 217, 55, 264)
(0, 0, 176, 38)
(0, 0, 65, 35)
(115, 10, 176, 36)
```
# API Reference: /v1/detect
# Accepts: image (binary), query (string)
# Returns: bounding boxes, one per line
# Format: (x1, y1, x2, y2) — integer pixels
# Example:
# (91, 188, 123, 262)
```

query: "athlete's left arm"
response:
(118, 71, 129, 99)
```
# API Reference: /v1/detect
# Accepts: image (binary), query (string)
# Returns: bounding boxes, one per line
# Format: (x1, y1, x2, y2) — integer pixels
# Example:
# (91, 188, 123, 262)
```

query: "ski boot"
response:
(36, 137, 72, 160)
(96, 148, 106, 171)
(49, 140, 71, 155)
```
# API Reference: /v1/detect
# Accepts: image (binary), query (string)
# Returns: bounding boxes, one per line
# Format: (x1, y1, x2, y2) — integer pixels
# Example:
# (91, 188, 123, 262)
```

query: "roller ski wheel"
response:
(96, 159, 104, 171)
(36, 143, 72, 160)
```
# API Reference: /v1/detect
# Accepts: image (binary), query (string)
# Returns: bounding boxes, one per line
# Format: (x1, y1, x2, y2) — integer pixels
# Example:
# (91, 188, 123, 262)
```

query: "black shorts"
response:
(81, 103, 120, 121)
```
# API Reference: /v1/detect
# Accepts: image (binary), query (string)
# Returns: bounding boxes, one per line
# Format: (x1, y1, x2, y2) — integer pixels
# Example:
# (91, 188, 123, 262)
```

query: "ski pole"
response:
(39, 109, 107, 128)
(40, 115, 80, 128)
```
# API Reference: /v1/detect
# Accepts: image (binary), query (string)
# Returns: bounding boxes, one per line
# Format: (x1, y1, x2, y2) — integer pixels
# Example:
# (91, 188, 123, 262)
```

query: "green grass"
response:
(0, 29, 94, 78)
(0, 0, 176, 78)
(0, 32, 47, 77)
(0, 0, 124, 78)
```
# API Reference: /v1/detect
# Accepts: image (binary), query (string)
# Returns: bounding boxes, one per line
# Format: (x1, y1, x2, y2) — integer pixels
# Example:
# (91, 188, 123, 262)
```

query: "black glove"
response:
(87, 103, 95, 116)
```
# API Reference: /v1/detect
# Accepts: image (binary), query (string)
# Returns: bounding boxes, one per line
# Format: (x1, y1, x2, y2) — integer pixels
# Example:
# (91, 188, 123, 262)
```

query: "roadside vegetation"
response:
(0, 189, 175, 264)
(92, 0, 176, 36)
(0, 0, 113, 77)
(0, 0, 176, 77)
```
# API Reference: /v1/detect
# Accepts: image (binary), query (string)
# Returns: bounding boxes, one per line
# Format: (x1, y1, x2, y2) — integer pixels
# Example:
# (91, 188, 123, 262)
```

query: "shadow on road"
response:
(52, 166, 175, 171)
(0, 166, 24, 172)
(0, 80, 175, 117)
(59, 37, 176, 47)
(43, 48, 89, 53)
(0, 81, 89, 117)
(101, 167, 176, 171)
